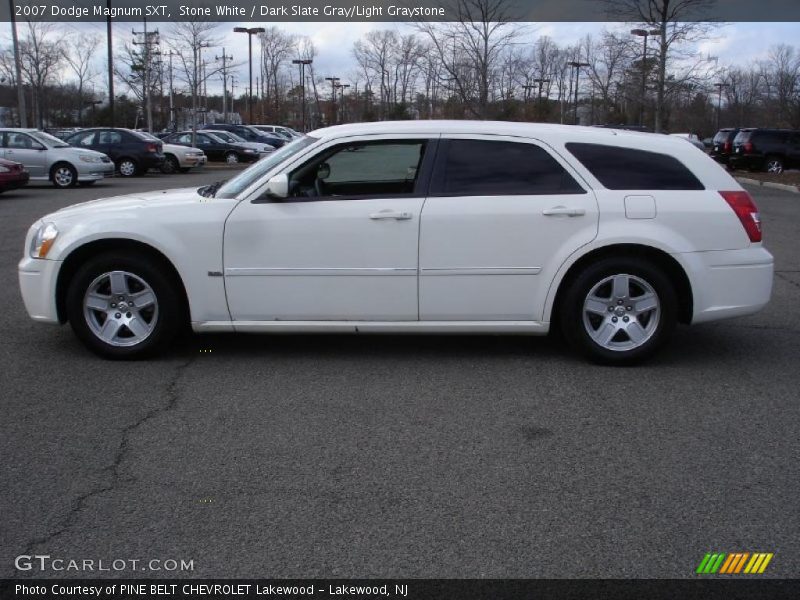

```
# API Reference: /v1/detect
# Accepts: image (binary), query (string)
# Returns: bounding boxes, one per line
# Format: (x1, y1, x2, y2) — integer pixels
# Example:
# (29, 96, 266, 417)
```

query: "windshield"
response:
(215, 135, 317, 199)
(211, 131, 244, 143)
(31, 131, 70, 148)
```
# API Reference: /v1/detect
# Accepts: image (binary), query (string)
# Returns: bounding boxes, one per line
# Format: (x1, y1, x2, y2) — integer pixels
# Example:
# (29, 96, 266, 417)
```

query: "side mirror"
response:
(265, 174, 289, 199)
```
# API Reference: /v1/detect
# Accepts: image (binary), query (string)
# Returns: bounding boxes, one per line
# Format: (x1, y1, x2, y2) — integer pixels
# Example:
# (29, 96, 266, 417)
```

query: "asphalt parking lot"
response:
(0, 170, 798, 579)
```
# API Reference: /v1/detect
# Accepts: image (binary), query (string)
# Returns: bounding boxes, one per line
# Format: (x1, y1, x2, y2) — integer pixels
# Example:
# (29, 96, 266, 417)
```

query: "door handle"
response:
(543, 206, 586, 217)
(369, 210, 413, 220)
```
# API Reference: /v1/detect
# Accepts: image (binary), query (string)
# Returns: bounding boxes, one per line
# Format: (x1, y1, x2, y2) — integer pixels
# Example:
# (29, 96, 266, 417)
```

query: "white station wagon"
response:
(18, 121, 773, 364)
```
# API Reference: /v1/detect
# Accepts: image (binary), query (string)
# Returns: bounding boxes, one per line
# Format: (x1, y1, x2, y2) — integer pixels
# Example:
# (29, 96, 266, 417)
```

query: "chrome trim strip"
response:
(420, 267, 542, 276)
(224, 267, 417, 277)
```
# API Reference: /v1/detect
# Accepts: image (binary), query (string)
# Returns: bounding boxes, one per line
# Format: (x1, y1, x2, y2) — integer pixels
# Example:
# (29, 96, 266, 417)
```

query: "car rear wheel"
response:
(765, 156, 784, 174)
(66, 254, 182, 359)
(161, 155, 180, 174)
(51, 163, 77, 188)
(560, 257, 677, 365)
(117, 158, 138, 177)
(225, 152, 240, 164)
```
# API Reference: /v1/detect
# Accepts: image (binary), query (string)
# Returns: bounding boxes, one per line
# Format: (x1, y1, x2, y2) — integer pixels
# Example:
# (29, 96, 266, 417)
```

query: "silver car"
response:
(0, 128, 114, 188)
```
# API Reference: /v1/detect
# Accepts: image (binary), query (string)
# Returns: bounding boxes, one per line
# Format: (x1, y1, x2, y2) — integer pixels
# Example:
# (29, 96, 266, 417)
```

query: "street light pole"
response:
(568, 62, 589, 125)
(325, 76, 340, 125)
(8, 0, 27, 127)
(292, 58, 313, 132)
(714, 82, 730, 130)
(631, 29, 660, 128)
(233, 26, 265, 124)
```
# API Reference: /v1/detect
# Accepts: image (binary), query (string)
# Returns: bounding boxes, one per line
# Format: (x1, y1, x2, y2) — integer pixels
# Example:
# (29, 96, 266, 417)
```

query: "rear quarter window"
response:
(565, 143, 704, 191)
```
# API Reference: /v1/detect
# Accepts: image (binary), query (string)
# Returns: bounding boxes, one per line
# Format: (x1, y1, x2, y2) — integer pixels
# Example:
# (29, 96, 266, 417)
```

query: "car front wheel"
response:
(51, 163, 77, 188)
(66, 254, 182, 359)
(560, 257, 677, 365)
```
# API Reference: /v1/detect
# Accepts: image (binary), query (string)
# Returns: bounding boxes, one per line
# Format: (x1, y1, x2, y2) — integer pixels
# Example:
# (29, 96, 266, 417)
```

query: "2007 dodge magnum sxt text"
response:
(18, 121, 773, 364)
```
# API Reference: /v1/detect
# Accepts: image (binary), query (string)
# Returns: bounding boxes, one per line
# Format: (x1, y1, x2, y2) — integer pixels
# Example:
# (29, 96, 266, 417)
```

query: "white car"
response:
(160, 143, 206, 174)
(18, 121, 773, 363)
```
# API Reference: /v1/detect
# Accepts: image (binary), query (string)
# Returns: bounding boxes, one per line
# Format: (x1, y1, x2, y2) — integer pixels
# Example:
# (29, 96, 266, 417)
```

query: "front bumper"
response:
(18, 256, 61, 323)
(76, 161, 115, 181)
(0, 170, 30, 190)
(678, 247, 774, 324)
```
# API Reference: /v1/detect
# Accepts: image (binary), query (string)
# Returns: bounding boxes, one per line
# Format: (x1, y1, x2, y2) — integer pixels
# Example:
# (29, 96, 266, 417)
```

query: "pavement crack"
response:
(12, 355, 197, 572)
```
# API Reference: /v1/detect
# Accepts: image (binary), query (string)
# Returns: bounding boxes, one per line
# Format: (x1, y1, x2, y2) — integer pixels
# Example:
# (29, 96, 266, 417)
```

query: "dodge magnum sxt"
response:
(18, 121, 773, 364)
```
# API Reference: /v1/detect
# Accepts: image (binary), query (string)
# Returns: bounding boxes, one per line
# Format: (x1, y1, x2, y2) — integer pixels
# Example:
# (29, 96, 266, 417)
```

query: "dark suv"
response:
(709, 128, 740, 166)
(200, 124, 286, 148)
(65, 128, 165, 177)
(729, 128, 800, 174)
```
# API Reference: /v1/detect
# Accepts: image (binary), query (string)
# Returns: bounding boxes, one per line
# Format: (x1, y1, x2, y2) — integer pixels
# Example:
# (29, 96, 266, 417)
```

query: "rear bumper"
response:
(677, 247, 774, 324)
(729, 154, 763, 170)
(18, 256, 61, 323)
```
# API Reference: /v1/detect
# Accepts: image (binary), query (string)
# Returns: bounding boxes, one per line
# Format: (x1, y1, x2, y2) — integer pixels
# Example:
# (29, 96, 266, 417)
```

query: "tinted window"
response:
(754, 131, 787, 144)
(565, 143, 704, 191)
(288, 140, 427, 199)
(713, 130, 735, 143)
(70, 131, 96, 147)
(734, 131, 753, 144)
(435, 139, 584, 196)
(98, 131, 122, 144)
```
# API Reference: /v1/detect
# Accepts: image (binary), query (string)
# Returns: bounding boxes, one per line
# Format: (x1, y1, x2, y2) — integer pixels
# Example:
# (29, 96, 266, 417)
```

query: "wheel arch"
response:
(55, 238, 190, 325)
(548, 243, 693, 326)
(49, 160, 76, 178)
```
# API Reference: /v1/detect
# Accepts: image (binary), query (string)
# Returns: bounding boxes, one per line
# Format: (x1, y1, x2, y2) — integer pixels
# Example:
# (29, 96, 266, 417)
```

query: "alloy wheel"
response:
(582, 273, 661, 352)
(53, 167, 74, 187)
(83, 271, 159, 347)
(119, 160, 137, 177)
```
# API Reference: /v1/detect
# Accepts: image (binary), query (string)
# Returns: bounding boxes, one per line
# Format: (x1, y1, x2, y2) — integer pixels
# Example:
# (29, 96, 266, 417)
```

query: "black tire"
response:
(117, 158, 139, 177)
(50, 163, 78, 188)
(559, 257, 677, 365)
(65, 253, 183, 359)
(764, 155, 784, 174)
(161, 155, 180, 174)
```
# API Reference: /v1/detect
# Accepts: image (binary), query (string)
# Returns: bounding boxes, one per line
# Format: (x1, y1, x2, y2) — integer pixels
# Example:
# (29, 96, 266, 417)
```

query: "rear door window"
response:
(565, 143, 704, 190)
(432, 139, 585, 196)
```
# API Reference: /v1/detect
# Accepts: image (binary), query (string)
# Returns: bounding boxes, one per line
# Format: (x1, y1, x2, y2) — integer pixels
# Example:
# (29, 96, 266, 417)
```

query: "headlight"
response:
(0, 165, 10, 173)
(79, 154, 103, 163)
(30, 222, 59, 258)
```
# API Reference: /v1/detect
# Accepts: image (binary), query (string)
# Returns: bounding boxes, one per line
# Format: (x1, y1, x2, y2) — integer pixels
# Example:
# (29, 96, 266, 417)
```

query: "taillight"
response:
(743, 141, 754, 153)
(720, 190, 762, 243)
(145, 143, 157, 153)
(724, 141, 732, 153)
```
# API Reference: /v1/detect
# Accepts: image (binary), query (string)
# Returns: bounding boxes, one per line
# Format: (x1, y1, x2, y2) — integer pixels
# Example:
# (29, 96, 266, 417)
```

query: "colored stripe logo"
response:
(696, 552, 773, 574)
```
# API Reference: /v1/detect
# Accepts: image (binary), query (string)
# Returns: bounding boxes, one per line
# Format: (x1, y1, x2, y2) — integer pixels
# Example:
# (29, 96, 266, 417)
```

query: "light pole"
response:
(292, 58, 313, 132)
(714, 82, 730, 130)
(533, 77, 550, 119)
(325, 76, 340, 125)
(337, 83, 350, 123)
(233, 26, 265, 124)
(631, 29, 660, 128)
(217, 49, 233, 124)
(568, 61, 589, 125)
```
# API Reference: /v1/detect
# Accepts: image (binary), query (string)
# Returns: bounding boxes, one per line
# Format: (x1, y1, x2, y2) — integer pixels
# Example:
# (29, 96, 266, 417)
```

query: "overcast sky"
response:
(2, 21, 798, 96)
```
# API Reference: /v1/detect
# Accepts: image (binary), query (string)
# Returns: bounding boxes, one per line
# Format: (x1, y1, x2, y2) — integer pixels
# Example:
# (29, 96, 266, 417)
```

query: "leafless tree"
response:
(604, 0, 718, 131)
(17, 22, 64, 128)
(63, 33, 101, 126)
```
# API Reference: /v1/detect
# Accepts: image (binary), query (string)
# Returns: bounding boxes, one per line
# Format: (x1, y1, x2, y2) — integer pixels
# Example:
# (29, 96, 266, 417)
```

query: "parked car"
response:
(0, 157, 30, 193)
(200, 123, 286, 148)
(18, 121, 773, 364)
(729, 128, 800, 173)
(709, 128, 740, 165)
(202, 130, 274, 156)
(64, 128, 165, 177)
(163, 131, 262, 164)
(251, 125, 301, 139)
(136, 132, 206, 174)
(0, 128, 114, 188)
(670, 133, 707, 152)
